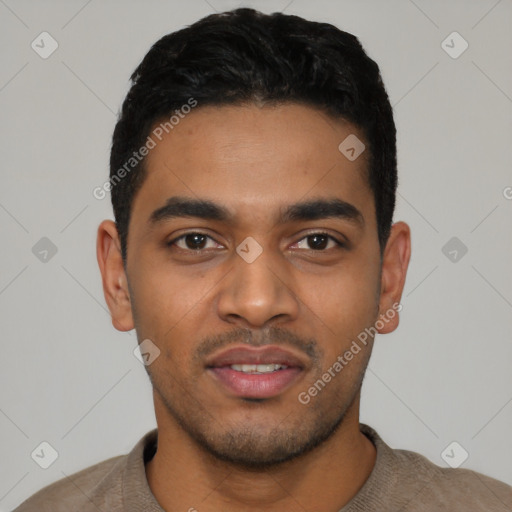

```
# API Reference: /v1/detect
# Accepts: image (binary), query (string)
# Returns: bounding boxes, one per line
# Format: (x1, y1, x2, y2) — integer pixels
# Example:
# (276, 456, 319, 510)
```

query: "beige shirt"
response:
(13, 424, 512, 511)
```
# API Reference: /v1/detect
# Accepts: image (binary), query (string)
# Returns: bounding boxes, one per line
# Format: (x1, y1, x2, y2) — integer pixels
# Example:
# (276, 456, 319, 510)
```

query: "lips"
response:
(205, 346, 306, 369)
(205, 345, 307, 399)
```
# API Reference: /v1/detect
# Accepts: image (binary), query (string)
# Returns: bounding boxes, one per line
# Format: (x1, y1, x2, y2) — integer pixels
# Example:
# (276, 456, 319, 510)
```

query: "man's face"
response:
(118, 104, 386, 467)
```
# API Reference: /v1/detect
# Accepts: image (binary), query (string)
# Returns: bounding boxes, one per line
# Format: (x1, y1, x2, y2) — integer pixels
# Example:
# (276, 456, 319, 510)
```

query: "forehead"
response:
(131, 103, 374, 230)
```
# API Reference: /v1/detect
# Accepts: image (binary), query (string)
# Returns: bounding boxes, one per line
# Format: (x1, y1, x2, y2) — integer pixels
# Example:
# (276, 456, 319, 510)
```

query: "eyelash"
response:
(166, 231, 346, 253)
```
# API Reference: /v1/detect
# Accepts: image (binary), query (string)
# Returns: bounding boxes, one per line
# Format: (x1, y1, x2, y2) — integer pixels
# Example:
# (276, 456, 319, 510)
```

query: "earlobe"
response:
(376, 221, 411, 335)
(96, 220, 134, 332)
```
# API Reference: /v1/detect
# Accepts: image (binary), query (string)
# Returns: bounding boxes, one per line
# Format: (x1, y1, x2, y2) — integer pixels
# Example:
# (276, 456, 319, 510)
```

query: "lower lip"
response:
(208, 367, 302, 399)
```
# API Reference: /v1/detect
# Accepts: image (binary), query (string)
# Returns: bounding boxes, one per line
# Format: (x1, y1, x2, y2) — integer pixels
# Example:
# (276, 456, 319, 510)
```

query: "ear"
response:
(376, 221, 411, 334)
(96, 220, 134, 331)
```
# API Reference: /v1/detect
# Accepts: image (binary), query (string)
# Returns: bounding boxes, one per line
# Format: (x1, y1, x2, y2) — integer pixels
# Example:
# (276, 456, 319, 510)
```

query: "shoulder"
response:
(359, 424, 512, 512)
(12, 454, 127, 512)
(12, 429, 158, 512)
(394, 446, 512, 511)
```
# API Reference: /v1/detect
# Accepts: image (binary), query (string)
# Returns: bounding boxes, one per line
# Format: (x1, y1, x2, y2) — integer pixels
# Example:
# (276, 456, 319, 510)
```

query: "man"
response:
(14, 7, 512, 512)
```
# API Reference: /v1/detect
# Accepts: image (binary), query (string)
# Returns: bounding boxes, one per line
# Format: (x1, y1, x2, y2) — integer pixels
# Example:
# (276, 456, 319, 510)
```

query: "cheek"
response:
(128, 262, 220, 373)
(307, 255, 380, 335)
(304, 268, 379, 379)
(130, 259, 214, 333)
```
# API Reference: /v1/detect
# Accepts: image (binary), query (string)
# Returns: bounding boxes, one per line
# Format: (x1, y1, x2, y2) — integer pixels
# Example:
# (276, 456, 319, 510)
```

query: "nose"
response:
(216, 244, 300, 329)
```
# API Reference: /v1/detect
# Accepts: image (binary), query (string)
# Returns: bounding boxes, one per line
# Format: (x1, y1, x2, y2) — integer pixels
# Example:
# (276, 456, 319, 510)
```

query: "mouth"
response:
(205, 346, 307, 399)
(229, 363, 290, 374)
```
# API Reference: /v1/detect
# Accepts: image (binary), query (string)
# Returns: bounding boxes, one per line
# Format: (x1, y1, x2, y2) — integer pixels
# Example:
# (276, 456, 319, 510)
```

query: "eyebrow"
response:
(148, 196, 364, 228)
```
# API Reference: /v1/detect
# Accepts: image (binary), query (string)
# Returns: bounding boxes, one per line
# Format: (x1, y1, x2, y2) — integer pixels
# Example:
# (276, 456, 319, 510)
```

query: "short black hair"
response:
(110, 8, 397, 265)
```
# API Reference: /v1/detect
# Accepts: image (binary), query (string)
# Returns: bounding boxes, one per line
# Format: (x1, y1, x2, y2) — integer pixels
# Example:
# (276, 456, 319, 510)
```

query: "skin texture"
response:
(97, 103, 411, 512)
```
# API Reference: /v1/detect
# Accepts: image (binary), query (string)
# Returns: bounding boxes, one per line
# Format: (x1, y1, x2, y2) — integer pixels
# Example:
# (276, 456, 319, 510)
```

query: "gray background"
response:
(1, 0, 511, 509)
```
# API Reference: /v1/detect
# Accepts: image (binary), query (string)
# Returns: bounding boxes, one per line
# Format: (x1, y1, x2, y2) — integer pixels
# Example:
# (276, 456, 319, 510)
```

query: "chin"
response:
(192, 413, 346, 470)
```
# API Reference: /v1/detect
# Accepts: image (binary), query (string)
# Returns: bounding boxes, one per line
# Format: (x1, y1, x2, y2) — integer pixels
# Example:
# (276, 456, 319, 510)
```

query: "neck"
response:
(145, 393, 376, 512)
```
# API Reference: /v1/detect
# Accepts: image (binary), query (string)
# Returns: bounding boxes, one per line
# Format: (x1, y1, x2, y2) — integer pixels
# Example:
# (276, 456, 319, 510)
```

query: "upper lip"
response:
(205, 345, 307, 369)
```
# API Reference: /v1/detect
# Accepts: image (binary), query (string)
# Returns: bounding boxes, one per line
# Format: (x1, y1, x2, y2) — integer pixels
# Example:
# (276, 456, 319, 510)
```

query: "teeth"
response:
(230, 363, 288, 374)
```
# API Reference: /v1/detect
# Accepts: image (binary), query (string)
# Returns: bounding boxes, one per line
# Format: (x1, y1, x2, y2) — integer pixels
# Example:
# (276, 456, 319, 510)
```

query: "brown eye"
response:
(306, 234, 328, 250)
(294, 233, 344, 251)
(168, 233, 220, 251)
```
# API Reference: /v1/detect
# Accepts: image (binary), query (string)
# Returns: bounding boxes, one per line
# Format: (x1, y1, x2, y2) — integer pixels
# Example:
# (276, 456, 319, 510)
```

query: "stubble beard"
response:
(148, 365, 368, 470)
